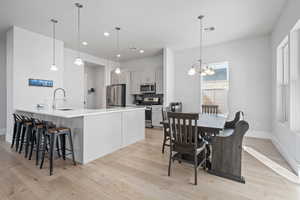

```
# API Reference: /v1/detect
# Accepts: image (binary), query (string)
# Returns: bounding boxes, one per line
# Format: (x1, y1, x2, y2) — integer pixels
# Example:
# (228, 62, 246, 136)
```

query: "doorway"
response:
(84, 62, 105, 109)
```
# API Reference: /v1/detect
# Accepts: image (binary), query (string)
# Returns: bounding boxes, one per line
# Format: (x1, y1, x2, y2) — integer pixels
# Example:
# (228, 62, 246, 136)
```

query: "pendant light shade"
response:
(188, 67, 196, 76)
(188, 15, 215, 76)
(50, 19, 58, 71)
(115, 67, 121, 74)
(50, 64, 58, 71)
(74, 3, 84, 66)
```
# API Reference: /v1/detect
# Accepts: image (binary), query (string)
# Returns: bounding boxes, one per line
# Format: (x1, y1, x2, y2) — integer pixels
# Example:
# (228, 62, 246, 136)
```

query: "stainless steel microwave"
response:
(140, 83, 156, 94)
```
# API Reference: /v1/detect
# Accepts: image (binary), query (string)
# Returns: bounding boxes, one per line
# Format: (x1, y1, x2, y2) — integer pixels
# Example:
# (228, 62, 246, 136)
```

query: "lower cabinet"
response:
(122, 109, 145, 145)
(152, 106, 162, 127)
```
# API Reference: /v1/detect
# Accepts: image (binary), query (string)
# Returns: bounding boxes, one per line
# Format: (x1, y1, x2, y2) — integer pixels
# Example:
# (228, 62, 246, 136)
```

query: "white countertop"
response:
(15, 106, 146, 118)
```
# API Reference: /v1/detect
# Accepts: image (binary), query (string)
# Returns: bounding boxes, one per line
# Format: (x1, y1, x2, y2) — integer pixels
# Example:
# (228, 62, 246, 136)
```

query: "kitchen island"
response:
(15, 106, 145, 164)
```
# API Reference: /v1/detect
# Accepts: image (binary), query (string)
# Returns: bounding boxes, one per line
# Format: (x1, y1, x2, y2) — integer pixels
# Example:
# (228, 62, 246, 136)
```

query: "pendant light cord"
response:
(51, 19, 58, 66)
(75, 3, 83, 58)
(77, 5, 81, 57)
(53, 21, 56, 65)
(117, 29, 119, 60)
(199, 17, 203, 71)
(115, 27, 121, 61)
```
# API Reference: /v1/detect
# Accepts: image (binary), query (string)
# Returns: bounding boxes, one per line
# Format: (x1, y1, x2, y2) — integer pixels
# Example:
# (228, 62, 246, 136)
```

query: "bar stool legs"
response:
(11, 114, 19, 148)
(60, 134, 66, 160)
(67, 130, 76, 166)
(49, 134, 57, 176)
(18, 125, 27, 154)
(35, 128, 43, 165)
(24, 124, 33, 158)
(40, 127, 76, 175)
(15, 123, 24, 152)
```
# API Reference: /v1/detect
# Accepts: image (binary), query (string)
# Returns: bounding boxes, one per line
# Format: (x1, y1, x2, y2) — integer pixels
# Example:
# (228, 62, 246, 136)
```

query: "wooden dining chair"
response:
(169, 102, 182, 112)
(161, 107, 171, 154)
(202, 105, 218, 115)
(167, 112, 206, 185)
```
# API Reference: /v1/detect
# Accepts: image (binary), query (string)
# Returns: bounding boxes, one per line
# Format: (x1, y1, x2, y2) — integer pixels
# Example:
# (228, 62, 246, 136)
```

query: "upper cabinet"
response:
(112, 67, 163, 95)
(111, 72, 119, 84)
(140, 71, 155, 84)
(111, 71, 130, 85)
(130, 71, 141, 94)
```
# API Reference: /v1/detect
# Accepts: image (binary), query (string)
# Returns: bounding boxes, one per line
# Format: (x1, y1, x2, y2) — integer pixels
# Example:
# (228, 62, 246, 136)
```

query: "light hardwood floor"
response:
(0, 129, 299, 200)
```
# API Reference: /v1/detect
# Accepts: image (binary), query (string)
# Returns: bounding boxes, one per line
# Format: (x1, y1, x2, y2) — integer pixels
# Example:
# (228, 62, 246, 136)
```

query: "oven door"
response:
(145, 107, 153, 128)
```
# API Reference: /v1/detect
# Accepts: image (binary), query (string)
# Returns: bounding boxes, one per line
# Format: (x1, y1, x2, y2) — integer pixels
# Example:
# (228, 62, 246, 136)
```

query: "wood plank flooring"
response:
(0, 129, 299, 200)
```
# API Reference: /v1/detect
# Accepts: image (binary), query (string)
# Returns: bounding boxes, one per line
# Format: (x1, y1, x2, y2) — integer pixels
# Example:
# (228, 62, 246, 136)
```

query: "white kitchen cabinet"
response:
(130, 71, 141, 94)
(129, 68, 163, 95)
(155, 68, 163, 94)
(111, 71, 130, 85)
(152, 105, 162, 127)
(140, 71, 155, 84)
(111, 71, 119, 84)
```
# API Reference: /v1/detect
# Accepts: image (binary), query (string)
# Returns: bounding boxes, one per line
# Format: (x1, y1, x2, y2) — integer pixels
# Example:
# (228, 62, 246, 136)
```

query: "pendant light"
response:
(74, 3, 84, 66)
(114, 27, 121, 74)
(50, 19, 58, 71)
(188, 15, 215, 76)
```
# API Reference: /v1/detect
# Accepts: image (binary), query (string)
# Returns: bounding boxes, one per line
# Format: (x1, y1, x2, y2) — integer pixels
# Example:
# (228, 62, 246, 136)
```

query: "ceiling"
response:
(0, 0, 287, 61)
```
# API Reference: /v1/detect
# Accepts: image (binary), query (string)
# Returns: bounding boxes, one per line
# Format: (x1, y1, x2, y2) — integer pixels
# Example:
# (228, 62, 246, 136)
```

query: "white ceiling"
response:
(0, 0, 287, 61)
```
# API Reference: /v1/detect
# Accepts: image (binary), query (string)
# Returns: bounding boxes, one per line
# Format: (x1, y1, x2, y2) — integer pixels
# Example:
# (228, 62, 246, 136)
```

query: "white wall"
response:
(163, 48, 175, 106)
(6, 26, 64, 142)
(64, 48, 117, 108)
(174, 35, 272, 137)
(120, 54, 163, 71)
(271, 0, 300, 175)
(0, 37, 6, 135)
(84, 63, 105, 109)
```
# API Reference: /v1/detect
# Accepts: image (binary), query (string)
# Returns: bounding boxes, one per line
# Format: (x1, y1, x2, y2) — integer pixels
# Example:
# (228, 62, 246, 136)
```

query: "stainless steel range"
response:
(135, 95, 163, 128)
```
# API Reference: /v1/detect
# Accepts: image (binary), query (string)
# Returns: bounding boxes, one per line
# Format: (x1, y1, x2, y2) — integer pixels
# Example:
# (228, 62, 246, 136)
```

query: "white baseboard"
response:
(271, 136, 300, 176)
(0, 128, 6, 136)
(245, 130, 271, 139)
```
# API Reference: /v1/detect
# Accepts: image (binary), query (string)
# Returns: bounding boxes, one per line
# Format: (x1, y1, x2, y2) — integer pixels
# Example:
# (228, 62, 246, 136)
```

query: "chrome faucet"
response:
(52, 88, 66, 109)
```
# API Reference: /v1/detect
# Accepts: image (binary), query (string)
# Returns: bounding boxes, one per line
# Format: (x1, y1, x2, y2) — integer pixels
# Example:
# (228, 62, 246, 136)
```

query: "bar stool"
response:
(11, 113, 22, 149)
(28, 119, 44, 162)
(31, 120, 60, 165)
(17, 115, 32, 154)
(40, 122, 76, 175)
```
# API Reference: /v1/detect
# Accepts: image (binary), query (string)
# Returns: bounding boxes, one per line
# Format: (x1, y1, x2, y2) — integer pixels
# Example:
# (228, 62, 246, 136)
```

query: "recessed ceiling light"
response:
(116, 54, 121, 58)
(139, 49, 144, 54)
(82, 41, 88, 46)
(104, 32, 110, 37)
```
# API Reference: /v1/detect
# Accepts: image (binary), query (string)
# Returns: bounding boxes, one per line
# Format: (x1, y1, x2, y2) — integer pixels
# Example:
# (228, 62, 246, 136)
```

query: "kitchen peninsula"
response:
(16, 106, 145, 164)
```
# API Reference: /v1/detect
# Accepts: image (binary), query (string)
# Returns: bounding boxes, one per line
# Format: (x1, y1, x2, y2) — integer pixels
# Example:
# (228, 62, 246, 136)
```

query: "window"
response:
(289, 19, 300, 130)
(277, 37, 290, 123)
(201, 62, 229, 114)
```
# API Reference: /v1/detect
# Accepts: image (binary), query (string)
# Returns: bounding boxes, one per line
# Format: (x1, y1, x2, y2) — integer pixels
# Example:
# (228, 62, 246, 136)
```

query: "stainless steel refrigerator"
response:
(106, 84, 126, 107)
